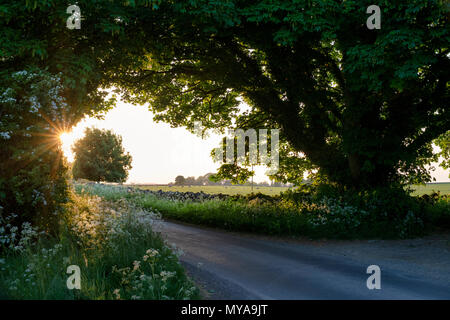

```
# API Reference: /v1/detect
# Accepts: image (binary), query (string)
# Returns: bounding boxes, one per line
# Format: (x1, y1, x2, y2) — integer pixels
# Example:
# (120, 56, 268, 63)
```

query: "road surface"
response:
(157, 221, 450, 299)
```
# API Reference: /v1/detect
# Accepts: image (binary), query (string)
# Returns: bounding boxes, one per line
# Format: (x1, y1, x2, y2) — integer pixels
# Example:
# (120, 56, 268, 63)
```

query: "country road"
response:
(157, 221, 450, 300)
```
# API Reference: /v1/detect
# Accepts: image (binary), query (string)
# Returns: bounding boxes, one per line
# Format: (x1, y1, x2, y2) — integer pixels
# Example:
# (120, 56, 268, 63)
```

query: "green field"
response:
(130, 183, 450, 196)
(410, 183, 450, 196)
(132, 185, 291, 196)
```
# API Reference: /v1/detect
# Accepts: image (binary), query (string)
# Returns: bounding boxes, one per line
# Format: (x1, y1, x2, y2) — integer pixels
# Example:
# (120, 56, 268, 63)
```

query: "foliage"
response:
(112, 0, 449, 189)
(303, 184, 430, 238)
(174, 175, 186, 186)
(210, 164, 255, 185)
(0, 0, 118, 231)
(434, 131, 450, 178)
(0, 68, 74, 233)
(0, 189, 199, 300)
(72, 128, 132, 183)
(422, 195, 450, 229)
(171, 173, 276, 186)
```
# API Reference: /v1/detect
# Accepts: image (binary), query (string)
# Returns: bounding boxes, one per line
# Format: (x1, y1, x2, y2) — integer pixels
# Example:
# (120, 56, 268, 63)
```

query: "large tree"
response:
(113, 0, 449, 189)
(72, 128, 132, 183)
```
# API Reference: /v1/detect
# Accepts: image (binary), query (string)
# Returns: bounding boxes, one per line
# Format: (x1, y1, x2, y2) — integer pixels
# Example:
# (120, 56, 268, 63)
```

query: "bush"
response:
(419, 194, 450, 230)
(282, 184, 449, 238)
(0, 68, 75, 234)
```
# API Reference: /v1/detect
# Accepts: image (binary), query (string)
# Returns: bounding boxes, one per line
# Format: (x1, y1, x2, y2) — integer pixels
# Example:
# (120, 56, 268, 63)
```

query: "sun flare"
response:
(59, 131, 73, 145)
(59, 131, 77, 161)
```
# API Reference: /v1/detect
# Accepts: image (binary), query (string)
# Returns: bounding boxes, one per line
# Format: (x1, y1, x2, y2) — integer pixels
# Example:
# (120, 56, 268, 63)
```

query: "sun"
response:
(59, 131, 73, 145)
(59, 131, 76, 161)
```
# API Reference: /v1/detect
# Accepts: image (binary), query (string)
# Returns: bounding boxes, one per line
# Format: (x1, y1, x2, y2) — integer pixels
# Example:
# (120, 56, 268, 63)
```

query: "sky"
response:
(60, 101, 270, 184)
(60, 101, 449, 184)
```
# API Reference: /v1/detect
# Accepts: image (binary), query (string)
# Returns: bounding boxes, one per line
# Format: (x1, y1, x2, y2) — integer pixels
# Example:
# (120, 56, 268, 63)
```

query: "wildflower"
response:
(160, 271, 176, 282)
(132, 260, 141, 271)
(145, 248, 159, 259)
(113, 289, 121, 300)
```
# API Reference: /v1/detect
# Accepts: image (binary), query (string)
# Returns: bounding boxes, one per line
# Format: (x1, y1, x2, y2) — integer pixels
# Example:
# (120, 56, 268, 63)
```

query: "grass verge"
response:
(75, 183, 450, 240)
(0, 190, 199, 300)
(75, 183, 311, 236)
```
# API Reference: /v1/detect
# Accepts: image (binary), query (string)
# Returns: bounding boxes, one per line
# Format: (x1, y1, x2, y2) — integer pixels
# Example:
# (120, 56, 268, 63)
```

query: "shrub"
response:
(282, 184, 447, 238)
(0, 68, 75, 234)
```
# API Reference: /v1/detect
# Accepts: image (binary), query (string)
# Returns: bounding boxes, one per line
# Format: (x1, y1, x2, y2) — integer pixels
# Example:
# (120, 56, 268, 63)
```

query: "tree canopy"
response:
(72, 128, 132, 183)
(174, 175, 186, 185)
(1, 0, 449, 230)
(112, 0, 449, 188)
(435, 131, 450, 178)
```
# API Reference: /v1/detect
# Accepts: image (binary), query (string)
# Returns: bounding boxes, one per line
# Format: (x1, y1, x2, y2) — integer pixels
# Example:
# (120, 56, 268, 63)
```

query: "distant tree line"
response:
(171, 174, 292, 187)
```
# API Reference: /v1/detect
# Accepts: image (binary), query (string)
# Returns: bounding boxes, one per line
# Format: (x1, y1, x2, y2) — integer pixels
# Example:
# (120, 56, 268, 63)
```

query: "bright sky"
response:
(60, 101, 449, 184)
(60, 101, 270, 184)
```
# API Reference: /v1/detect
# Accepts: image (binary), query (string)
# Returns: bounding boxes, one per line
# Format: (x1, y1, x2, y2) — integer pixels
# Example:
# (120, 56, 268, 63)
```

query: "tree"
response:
(184, 176, 197, 185)
(434, 131, 450, 178)
(199, 173, 220, 185)
(114, 0, 449, 189)
(0, 69, 74, 232)
(175, 175, 186, 186)
(72, 128, 132, 183)
(210, 164, 255, 185)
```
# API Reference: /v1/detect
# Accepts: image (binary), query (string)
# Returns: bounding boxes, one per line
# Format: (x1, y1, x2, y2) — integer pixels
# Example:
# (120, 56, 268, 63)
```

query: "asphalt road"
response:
(157, 221, 450, 300)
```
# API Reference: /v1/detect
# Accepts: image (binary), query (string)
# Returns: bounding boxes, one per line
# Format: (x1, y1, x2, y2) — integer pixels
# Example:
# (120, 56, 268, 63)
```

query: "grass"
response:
(76, 183, 310, 236)
(129, 183, 450, 197)
(131, 184, 291, 196)
(0, 190, 199, 300)
(75, 183, 450, 240)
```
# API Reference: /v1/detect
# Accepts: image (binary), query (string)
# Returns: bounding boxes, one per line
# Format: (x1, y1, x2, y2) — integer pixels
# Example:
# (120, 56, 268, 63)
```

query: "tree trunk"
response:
(348, 154, 361, 186)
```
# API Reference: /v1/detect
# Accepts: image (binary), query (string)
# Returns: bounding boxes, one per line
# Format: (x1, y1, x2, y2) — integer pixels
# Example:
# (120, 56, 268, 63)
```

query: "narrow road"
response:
(157, 221, 450, 300)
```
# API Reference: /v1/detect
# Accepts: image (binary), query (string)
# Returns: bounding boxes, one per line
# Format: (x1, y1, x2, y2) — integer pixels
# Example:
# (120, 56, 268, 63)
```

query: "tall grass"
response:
(75, 183, 449, 240)
(74, 183, 311, 236)
(0, 190, 199, 300)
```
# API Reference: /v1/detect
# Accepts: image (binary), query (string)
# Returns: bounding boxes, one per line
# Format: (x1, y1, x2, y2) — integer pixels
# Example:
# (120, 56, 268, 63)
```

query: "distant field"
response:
(410, 183, 450, 196)
(132, 185, 291, 196)
(130, 183, 450, 196)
